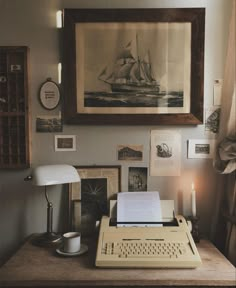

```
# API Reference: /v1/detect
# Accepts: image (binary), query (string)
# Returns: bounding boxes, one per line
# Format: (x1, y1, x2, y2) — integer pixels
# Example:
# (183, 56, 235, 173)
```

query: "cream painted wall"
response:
(0, 0, 232, 264)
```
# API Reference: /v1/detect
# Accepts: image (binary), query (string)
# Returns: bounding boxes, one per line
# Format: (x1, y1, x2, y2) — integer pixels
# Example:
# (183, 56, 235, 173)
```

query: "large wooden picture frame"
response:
(69, 165, 121, 234)
(63, 8, 205, 125)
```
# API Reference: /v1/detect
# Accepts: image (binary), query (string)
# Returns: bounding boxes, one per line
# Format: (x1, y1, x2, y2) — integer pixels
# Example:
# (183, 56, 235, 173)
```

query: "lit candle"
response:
(191, 182, 196, 217)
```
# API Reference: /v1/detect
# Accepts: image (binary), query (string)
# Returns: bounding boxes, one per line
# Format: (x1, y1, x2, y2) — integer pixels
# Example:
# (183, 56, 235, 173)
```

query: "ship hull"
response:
(111, 83, 160, 93)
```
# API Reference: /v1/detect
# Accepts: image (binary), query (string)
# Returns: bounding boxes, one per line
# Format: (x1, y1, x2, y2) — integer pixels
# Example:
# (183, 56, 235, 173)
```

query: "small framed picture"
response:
(188, 139, 215, 159)
(39, 78, 60, 110)
(36, 115, 62, 133)
(117, 145, 143, 161)
(54, 135, 76, 151)
(128, 167, 148, 192)
(69, 165, 121, 234)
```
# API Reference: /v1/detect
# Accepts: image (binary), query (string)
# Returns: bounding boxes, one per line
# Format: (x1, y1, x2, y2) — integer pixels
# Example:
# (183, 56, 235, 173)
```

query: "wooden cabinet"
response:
(0, 46, 30, 168)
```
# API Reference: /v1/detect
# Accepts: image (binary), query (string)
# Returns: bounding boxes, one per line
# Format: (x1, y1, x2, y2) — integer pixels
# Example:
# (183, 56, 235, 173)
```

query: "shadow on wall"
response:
(0, 171, 70, 266)
(57, 184, 70, 233)
(177, 189, 184, 215)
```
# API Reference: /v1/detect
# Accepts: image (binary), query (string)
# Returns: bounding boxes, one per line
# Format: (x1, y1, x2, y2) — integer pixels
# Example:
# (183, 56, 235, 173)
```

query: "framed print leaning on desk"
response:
(69, 165, 121, 235)
(63, 8, 205, 125)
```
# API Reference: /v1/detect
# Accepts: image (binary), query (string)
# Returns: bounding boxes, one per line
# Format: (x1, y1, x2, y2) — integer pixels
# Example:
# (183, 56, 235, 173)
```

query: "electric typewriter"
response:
(95, 199, 201, 268)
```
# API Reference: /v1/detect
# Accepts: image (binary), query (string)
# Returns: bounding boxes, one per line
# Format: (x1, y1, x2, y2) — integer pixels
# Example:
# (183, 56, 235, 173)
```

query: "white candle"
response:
(191, 182, 196, 217)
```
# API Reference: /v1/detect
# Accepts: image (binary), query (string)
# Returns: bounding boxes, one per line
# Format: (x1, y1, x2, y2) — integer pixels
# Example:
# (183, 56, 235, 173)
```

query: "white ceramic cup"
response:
(63, 232, 81, 253)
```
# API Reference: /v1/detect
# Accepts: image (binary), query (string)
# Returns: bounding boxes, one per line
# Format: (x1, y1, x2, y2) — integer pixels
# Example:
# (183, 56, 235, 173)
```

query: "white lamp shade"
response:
(33, 164, 80, 186)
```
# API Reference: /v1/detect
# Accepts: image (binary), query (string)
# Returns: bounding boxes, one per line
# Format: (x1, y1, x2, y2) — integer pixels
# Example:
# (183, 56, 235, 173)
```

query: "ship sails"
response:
(98, 35, 159, 93)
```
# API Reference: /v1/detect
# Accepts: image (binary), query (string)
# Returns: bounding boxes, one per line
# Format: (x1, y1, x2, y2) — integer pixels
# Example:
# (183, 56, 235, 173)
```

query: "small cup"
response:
(63, 232, 81, 253)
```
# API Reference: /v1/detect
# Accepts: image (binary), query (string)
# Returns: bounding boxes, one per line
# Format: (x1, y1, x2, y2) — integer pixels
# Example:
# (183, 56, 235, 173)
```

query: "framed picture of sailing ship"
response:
(63, 8, 205, 125)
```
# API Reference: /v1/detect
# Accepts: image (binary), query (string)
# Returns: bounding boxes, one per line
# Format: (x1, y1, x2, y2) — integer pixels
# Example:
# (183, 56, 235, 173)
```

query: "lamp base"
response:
(31, 232, 62, 247)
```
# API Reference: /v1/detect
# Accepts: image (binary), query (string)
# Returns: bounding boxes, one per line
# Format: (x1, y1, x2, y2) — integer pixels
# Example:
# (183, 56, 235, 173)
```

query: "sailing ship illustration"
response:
(98, 34, 160, 93)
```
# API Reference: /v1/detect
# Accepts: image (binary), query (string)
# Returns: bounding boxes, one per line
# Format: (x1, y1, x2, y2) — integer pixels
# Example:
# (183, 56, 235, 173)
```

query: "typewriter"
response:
(95, 196, 201, 268)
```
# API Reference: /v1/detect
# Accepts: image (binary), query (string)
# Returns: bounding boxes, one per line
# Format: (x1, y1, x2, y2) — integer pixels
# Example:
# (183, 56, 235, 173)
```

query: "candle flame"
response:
(192, 182, 195, 190)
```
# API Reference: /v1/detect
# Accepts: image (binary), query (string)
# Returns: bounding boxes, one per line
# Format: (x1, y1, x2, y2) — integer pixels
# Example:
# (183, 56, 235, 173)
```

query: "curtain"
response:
(212, 0, 236, 266)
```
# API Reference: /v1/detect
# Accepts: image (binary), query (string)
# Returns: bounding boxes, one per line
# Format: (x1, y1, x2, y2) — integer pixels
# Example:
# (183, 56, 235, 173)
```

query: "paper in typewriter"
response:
(117, 192, 162, 227)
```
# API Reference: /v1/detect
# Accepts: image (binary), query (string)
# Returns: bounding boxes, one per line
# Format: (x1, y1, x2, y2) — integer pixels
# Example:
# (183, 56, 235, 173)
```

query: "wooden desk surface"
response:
(0, 238, 235, 287)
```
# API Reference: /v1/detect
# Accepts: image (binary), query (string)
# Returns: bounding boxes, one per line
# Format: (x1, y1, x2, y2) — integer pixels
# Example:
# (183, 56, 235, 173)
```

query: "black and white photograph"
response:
(188, 139, 216, 159)
(54, 135, 76, 151)
(128, 167, 147, 192)
(36, 115, 62, 132)
(195, 144, 210, 154)
(117, 145, 143, 161)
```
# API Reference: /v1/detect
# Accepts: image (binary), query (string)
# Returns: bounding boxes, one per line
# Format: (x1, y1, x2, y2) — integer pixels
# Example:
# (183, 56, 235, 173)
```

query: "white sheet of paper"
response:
(117, 192, 162, 227)
(213, 79, 223, 105)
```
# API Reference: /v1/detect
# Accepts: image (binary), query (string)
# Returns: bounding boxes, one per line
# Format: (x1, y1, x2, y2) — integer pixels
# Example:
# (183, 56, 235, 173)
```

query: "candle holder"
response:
(187, 216, 200, 243)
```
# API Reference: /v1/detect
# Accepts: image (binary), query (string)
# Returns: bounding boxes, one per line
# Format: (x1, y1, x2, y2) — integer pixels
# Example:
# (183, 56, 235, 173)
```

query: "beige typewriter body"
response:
(95, 210, 201, 268)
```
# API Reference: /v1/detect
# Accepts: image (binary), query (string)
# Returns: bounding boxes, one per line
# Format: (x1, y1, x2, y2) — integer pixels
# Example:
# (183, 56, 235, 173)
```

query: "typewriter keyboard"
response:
(103, 241, 188, 258)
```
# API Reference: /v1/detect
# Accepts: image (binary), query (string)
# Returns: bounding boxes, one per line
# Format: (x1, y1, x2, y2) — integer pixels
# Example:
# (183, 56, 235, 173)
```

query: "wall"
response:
(0, 0, 232, 265)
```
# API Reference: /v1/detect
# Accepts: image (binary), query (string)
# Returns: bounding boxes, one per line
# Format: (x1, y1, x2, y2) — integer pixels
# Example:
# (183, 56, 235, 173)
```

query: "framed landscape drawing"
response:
(63, 8, 205, 125)
(69, 165, 121, 234)
(188, 139, 216, 159)
(54, 135, 76, 151)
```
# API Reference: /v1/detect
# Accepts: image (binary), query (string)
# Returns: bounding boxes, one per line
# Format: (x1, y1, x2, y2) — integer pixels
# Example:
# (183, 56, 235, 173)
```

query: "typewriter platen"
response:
(95, 199, 201, 268)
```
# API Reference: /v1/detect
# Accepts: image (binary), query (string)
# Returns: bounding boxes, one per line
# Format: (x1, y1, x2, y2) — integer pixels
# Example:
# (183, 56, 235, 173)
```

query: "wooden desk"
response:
(0, 238, 235, 287)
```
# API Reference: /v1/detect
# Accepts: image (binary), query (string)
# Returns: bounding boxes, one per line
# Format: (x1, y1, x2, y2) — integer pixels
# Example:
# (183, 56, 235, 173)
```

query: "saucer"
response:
(56, 243, 88, 257)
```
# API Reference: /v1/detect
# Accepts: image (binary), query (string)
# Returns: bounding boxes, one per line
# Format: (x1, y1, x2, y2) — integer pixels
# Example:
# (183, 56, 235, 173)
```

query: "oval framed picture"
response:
(39, 78, 60, 110)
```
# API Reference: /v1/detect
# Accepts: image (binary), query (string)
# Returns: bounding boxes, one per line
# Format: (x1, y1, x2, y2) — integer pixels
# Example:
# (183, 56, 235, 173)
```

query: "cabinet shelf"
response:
(0, 46, 30, 169)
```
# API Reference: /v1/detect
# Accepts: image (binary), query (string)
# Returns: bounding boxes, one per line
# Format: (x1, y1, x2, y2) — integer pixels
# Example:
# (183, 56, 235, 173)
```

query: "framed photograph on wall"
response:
(128, 167, 148, 192)
(117, 144, 143, 161)
(54, 135, 76, 151)
(63, 8, 205, 125)
(36, 115, 62, 133)
(69, 165, 121, 234)
(188, 139, 216, 159)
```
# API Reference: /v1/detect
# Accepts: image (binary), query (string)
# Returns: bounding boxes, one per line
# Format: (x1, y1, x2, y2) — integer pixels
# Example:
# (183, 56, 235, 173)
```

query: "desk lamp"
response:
(32, 164, 80, 246)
